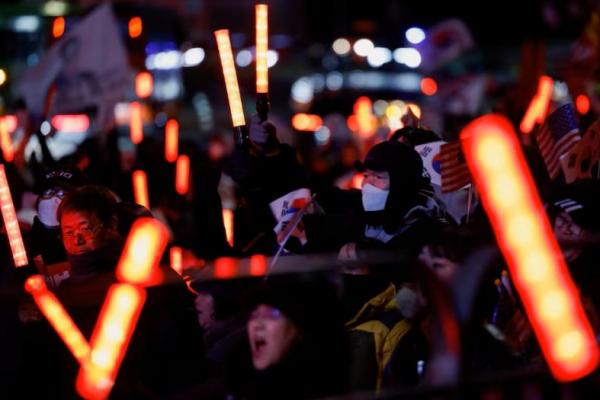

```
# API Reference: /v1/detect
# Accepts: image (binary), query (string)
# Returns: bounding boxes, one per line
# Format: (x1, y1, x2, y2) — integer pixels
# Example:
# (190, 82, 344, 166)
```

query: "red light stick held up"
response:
(461, 114, 599, 382)
(0, 164, 27, 267)
(77, 218, 168, 399)
(255, 4, 270, 121)
(214, 29, 248, 146)
(520, 76, 553, 134)
(132, 170, 149, 209)
(175, 155, 190, 196)
(129, 102, 144, 145)
(25, 275, 91, 363)
(165, 119, 179, 162)
(0, 117, 14, 162)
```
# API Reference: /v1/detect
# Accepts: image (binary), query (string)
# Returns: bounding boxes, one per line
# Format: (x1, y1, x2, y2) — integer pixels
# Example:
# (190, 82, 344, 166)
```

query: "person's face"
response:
(554, 211, 584, 262)
(362, 169, 390, 190)
(60, 211, 105, 255)
(247, 304, 300, 370)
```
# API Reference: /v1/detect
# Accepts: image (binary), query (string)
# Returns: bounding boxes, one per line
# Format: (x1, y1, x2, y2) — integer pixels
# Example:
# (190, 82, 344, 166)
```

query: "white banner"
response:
(18, 3, 129, 129)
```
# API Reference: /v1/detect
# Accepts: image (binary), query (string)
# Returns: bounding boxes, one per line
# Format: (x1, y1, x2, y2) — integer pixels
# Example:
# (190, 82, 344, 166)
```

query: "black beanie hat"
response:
(355, 141, 429, 225)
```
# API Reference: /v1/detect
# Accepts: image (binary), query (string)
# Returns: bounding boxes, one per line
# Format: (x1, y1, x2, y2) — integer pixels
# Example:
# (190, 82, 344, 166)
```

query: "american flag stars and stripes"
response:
(535, 103, 581, 180)
(440, 141, 471, 193)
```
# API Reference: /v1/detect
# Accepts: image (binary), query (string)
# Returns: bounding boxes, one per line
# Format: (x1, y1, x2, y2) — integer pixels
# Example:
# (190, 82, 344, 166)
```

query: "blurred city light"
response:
(367, 47, 392, 68)
(13, 16, 40, 33)
(52, 16, 65, 38)
(51, 114, 90, 132)
(353, 38, 374, 57)
(135, 71, 153, 98)
(43, 1, 69, 16)
(292, 113, 323, 131)
(0, 69, 6, 86)
(146, 50, 181, 70)
(291, 77, 314, 103)
(332, 38, 351, 55)
(267, 49, 279, 68)
(128, 17, 143, 38)
(420, 77, 438, 96)
(393, 48, 422, 68)
(406, 27, 426, 44)
(576, 94, 590, 115)
(236, 49, 253, 67)
(326, 71, 343, 91)
(182, 47, 205, 67)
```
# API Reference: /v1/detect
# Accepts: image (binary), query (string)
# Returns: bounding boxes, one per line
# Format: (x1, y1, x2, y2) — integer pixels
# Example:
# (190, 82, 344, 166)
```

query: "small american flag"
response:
(440, 141, 471, 193)
(535, 103, 581, 180)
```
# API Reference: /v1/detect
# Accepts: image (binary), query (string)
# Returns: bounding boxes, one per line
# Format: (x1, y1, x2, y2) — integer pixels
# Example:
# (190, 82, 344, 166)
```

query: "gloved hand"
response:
(248, 114, 279, 155)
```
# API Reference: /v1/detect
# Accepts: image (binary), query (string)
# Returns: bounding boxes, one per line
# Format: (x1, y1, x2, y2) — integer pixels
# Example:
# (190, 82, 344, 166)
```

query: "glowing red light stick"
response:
(461, 114, 599, 381)
(520, 76, 553, 134)
(132, 170, 149, 209)
(255, 4, 269, 95)
(76, 283, 146, 400)
(175, 155, 190, 195)
(164, 119, 179, 162)
(0, 117, 14, 162)
(25, 275, 90, 363)
(115, 218, 168, 286)
(77, 219, 168, 399)
(215, 30, 246, 128)
(222, 208, 234, 247)
(170, 246, 183, 276)
(0, 164, 27, 266)
(129, 102, 143, 144)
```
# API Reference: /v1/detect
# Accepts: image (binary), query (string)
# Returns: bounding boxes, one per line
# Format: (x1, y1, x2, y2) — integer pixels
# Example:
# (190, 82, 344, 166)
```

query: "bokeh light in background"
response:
(332, 38, 351, 55)
(405, 27, 426, 44)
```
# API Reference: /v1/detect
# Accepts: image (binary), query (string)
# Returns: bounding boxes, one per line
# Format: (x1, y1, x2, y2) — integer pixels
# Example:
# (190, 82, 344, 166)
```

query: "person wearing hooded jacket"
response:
(227, 118, 451, 268)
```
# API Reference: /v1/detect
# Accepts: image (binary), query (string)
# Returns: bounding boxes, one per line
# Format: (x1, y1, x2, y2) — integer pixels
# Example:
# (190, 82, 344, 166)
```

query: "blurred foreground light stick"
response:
(0, 164, 27, 267)
(520, 76, 553, 134)
(461, 114, 599, 382)
(76, 218, 168, 399)
(25, 275, 90, 363)
(175, 155, 190, 196)
(255, 4, 270, 121)
(215, 29, 248, 146)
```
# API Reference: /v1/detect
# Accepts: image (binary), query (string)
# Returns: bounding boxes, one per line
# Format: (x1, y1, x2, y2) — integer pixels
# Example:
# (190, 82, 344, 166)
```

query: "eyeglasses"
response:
(40, 188, 66, 200)
(61, 224, 103, 240)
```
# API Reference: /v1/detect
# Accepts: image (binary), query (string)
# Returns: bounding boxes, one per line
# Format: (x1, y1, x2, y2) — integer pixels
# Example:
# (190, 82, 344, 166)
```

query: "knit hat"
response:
(33, 167, 88, 195)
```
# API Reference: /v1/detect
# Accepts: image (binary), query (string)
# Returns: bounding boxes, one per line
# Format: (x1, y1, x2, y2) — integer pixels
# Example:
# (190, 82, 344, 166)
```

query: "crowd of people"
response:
(1, 81, 600, 399)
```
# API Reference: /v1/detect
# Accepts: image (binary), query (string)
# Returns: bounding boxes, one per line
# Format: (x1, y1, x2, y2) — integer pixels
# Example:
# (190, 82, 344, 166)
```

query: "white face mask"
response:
(37, 197, 62, 228)
(361, 183, 389, 211)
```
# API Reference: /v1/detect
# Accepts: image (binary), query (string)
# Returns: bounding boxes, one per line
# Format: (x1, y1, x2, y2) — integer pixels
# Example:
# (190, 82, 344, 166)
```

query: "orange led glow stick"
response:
(520, 76, 553, 134)
(25, 275, 91, 363)
(255, 4, 269, 94)
(215, 29, 246, 128)
(354, 96, 376, 138)
(132, 170, 149, 209)
(115, 218, 168, 286)
(129, 102, 143, 144)
(165, 119, 179, 162)
(76, 283, 146, 400)
(0, 164, 27, 267)
(214, 257, 239, 279)
(175, 155, 190, 195)
(170, 246, 183, 276)
(222, 208, 234, 247)
(461, 114, 599, 381)
(0, 117, 14, 162)
(52, 17, 65, 38)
